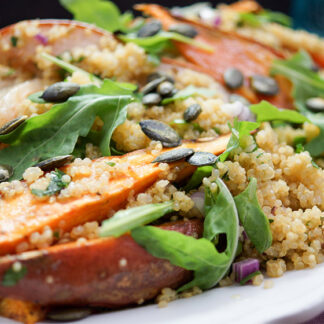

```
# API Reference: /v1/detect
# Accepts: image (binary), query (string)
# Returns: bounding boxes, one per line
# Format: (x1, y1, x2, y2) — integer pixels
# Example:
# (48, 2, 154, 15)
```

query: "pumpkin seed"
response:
(157, 81, 174, 97)
(224, 68, 244, 89)
(0, 115, 28, 135)
(41, 82, 80, 103)
(306, 97, 324, 112)
(169, 24, 198, 38)
(250, 75, 279, 96)
(147, 72, 175, 84)
(183, 104, 202, 122)
(229, 94, 250, 106)
(46, 307, 92, 322)
(137, 20, 162, 38)
(0, 164, 13, 182)
(186, 151, 217, 166)
(141, 77, 166, 95)
(153, 148, 194, 163)
(34, 155, 73, 171)
(139, 120, 181, 147)
(142, 93, 162, 106)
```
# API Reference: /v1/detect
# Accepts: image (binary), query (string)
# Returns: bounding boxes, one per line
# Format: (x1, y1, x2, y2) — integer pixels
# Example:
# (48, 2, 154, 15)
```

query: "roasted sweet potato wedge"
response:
(0, 135, 230, 256)
(0, 220, 202, 307)
(137, 4, 294, 109)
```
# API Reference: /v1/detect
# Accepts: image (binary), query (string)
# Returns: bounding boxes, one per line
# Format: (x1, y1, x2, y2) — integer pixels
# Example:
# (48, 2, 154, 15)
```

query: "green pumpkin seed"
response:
(157, 81, 175, 97)
(139, 120, 181, 147)
(46, 307, 92, 322)
(0, 164, 13, 182)
(186, 151, 217, 166)
(169, 24, 198, 38)
(0, 115, 28, 135)
(41, 82, 80, 103)
(147, 72, 175, 84)
(153, 148, 194, 163)
(229, 94, 251, 106)
(250, 75, 279, 96)
(224, 68, 244, 89)
(142, 93, 162, 106)
(183, 104, 202, 122)
(35, 155, 73, 171)
(306, 97, 324, 112)
(137, 20, 162, 38)
(141, 77, 166, 95)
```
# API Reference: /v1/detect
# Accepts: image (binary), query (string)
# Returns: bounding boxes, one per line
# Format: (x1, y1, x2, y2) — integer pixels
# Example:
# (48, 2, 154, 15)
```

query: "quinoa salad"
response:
(0, 0, 324, 323)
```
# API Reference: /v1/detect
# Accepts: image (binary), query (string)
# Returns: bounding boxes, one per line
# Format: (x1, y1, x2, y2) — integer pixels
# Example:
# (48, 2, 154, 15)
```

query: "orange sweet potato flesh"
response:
(136, 4, 294, 109)
(0, 135, 230, 257)
(0, 220, 202, 308)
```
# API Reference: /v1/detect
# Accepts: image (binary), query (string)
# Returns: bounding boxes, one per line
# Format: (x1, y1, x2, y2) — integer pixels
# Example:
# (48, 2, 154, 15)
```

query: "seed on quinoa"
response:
(157, 81, 175, 97)
(46, 308, 92, 321)
(137, 20, 162, 38)
(35, 155, 73, 171)
(40, 82, 80, 103)
(250, 75, 279, 96)
(169, 24, 198, 38)
(153, 148, 195, 163)
(186, 151, 217, 166)
(0, 164, 13, 183)
(183, 104, 202, 122)
(306, 97, 324, 112)
(139, 120, 181, 147)
(223, 67, 244, 89)
(0, 115, 28, 135)
(141, 77, 166, 95)
(229, 94, 251, 106)
(142, 93, 162, 106)
(147, 72, 175, 84)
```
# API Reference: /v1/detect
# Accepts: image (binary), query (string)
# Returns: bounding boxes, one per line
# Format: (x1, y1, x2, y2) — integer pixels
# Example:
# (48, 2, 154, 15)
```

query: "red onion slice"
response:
(34, 34, 48, 45)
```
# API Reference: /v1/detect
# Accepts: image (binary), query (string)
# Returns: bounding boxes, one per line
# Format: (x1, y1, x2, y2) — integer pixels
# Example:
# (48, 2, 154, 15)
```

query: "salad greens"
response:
(271, 51, 324, 156)
(0, 80, 133, 180)
(2, 265, 27, 287)
(100, 201, 174, 238)
(31, 169, 70, 197)
(132, 178, 239, 291)
(184, 166, 213, 192)
(234, 177, 272, 253)
(250, 101, 309, 124)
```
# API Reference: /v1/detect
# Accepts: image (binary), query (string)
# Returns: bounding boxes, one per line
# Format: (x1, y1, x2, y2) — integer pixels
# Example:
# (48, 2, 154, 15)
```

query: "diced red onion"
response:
(233, 258, 260, 283)
(190, 191, 205, 217)
(242, 230, 248, 240)
(34, 34, 48, 45)
(213, 16, 222, 27)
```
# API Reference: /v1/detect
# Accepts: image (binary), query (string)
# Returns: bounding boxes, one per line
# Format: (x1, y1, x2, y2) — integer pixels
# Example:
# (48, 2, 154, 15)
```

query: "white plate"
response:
(2, 264, 324, 324)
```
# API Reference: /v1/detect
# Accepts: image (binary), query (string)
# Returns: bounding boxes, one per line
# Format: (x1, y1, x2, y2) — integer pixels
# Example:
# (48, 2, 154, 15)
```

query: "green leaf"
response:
(234, 177, 272, 253)
(239, 270, 261, 285)
(60, 0, 132, 32)
(119, 31, 214, 56)
(31, 169, 69, 197)
(250, 100, 308, 123)
(100, 201, 174, 238)
(184, 166, 213, 192)
(0, 80, 133, 180)
(218, 119, 260, 162)
(2, 264, 27, 287)
(162, 85, 217, 105)
(10, 36, 18, 47)
(271, 51, 324, 156)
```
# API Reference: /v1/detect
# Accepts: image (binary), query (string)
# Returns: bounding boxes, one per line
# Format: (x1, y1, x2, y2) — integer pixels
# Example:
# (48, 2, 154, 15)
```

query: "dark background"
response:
(0, 0, 292, 28)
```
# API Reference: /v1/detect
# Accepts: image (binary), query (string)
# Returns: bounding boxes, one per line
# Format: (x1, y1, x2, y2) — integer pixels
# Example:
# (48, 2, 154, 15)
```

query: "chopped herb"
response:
(256, 153, 264, 158)
(295, 143, 305, 154)
(312, 160, 320, 169)
(239, 270, 262, 285)
(269, 219, 274, 224)
(2, 264, 27, 287)
(31, 169, 70, 197)
(222, 171, 229, 181)
(293, 136, 307, 147)
(106, 161, 116, 167)
(10, 36, 18, 47)
(53, 231, 60, 239)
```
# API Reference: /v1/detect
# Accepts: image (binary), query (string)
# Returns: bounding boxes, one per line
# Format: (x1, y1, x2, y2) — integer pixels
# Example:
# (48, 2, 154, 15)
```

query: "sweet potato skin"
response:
(0, 220, 202, 308)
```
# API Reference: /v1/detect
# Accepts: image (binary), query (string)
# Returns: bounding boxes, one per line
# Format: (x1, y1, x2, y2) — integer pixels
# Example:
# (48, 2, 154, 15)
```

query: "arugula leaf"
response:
(2, 264, 27, 287)
(218, 119, 260, 162)
(250, 100, 308, 123)
(32, 169, 70, 197)
(271, 51, 324, 156)
(60, 0, 132, 33)
(100, 201, 174, 238)
(0, 80, 133, 180)
(234, 177, 272, 253)
(132, 178, 239, 291)
(119, 31, 214, 56)
(162, 85, 217, 105)
(184, 166, 213, 192)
